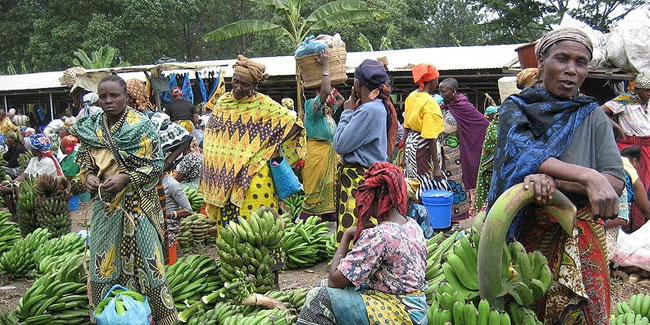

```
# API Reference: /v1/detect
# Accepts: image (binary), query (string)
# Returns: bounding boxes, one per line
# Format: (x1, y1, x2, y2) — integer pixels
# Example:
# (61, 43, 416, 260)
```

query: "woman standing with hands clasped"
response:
(333, 59, 399, 245)
(72, 75, 176, 324)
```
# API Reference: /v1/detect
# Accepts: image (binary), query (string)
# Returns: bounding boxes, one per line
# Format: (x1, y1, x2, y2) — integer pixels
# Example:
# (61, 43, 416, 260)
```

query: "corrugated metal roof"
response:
(0, 44, 523, 93)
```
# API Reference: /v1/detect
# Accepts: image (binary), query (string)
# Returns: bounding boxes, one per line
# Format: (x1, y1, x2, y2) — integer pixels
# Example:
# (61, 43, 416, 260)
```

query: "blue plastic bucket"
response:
(69, 195, 80, 211)
(421, 190, 453, 229)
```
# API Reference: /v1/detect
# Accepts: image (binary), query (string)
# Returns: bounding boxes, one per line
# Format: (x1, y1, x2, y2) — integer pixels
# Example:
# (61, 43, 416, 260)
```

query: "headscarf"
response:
(281, 98, 294, 110)
(29, 133, 53, 152)
(61, 135, 79, 154)
(516, 68, 540, 89)
(171, 87, 183, 98)
(634, 73, 650, 90)
(233, 55, 268, 84)
(535, 27, 593, 60)
(485, 106, 499, 115)
(83, 92, 99, 107)
(127, 79, 155, 111)
(411, 63, 440, 91)
(354, 59, 399, 156)
(354, 162, 408, 241)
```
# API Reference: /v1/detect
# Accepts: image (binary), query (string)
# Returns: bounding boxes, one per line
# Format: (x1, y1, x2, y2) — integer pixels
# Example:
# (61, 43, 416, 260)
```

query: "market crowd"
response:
(0, 27, 648, 324)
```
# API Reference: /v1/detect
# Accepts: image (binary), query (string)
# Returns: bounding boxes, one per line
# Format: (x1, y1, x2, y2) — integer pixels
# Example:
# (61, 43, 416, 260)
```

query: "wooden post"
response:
(295, 62, 303, 121)
(3, 95, 7, 112)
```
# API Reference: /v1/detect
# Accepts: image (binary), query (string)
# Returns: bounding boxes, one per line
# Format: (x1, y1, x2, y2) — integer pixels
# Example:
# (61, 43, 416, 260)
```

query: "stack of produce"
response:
(614, 294, 650, 324)
(32, 232, 86, 268)
(266, 288, 309, 312)
(39, 251, 83, 275)
(213, 209, 284, 301)
(184, 302, 241, 325)
(178, 214, 216, 249)
(165, 255, 222, 312)
(283, 194, 304, 220)
(424, 231, 459, 303)
(0, 228, 50, 278)
(324, 232, 336, 259)
(428, 287, 515, 325)
(14, 253, 89, 324)
(16, 177, 37, 235)
(18, 151, 33, 173)
(33, 174, 72, 238)
(219, 308, 295, 325)
(184, 188, 204, 212)
(0, 211, 22, 256)
(281, 215, 330, 269)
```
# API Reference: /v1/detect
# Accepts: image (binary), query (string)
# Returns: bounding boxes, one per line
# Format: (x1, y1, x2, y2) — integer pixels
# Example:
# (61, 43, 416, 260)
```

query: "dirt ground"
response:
(0, 202, 648, 316)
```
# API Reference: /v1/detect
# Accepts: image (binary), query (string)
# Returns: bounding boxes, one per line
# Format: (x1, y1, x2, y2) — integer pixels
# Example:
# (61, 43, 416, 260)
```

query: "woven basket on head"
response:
(296, 44, 348, 89)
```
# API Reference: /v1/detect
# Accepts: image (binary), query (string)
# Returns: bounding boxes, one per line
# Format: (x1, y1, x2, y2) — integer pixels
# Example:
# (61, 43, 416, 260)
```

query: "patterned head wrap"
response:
(411, 64, 440, 91)
(354, 162, 408, 241)
(83, 92, 99, 107)
(233, 55, 268, 84)
(634, 73, 650, 90)
(61, 135, 79, 154)
(29, 133, 53, 152)
(127, 79, 155, 111)
(281, 98, 294, 110)
(535, 28, 593, 60)
(516, 68, 540, 89)
(171, 87, 183, 98)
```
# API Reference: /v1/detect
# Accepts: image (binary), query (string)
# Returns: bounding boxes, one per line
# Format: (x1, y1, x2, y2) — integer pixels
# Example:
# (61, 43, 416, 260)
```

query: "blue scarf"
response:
(487, 87, 598, 239)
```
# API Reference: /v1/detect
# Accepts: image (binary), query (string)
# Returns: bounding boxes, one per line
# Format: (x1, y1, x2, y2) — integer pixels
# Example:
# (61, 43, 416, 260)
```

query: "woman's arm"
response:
(328, 229, 355, 288)
(172, 171, 186, 183)
(601, 105, 626, 139)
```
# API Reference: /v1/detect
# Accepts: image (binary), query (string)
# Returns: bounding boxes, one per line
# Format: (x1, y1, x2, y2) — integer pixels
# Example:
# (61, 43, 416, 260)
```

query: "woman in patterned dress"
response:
(72, 75, 177, 324)
(488, 28, 624, 324)
(297, 162, 427, 325)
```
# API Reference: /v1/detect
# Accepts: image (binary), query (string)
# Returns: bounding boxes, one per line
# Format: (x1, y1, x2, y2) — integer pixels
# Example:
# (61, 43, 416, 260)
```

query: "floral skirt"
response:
(442, 133, 470, 221)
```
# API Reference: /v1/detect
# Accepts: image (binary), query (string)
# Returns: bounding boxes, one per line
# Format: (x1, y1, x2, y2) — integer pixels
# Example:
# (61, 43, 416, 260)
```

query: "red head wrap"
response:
(171, 87, 183, 97)
(353, 162, 408, 241)
(411, 64, 440, 91)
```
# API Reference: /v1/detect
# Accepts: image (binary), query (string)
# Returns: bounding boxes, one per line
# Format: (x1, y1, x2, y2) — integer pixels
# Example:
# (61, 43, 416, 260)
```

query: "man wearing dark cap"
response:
(165, 87, 198, 133)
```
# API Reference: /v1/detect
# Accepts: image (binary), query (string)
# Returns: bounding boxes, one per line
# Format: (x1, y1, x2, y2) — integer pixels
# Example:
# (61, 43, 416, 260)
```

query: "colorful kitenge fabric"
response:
(488, 87, 598, 239)
(72, 107, 177, 325)
(199, 91, 305, 209)
(0, 116, 18, 135)
(146, 112, 192, 154)
(520, 208, 609, 324)
(335, 164, 370, 244)
(302, 139, 338, 215)
(126, 79, 154, 112)
(474, 116, 499, 211)
(176, 152, 203, 189)
(205, 164, 284, 271)
(176, 119, 195, 134)
(606, 92, 650, 137)
(442, 132, 470, 220)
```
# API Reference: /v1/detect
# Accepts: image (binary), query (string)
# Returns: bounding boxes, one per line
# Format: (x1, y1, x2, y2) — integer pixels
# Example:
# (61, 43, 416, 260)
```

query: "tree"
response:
(72, 46, 130, 69)
(203, 0, 388, 117)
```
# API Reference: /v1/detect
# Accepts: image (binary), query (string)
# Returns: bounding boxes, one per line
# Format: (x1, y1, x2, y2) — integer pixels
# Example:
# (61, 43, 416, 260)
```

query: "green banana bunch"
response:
(18, 151, 33, 172)
(440, 232, 481, 301)
(15, 253, 89, 324)
(266, 288, 309, 311)
(613, 312, 650, 325)
(282, 215, 330, 269)
(38, 251, 80, 275)
(0, 227, 51, 278)
(184, 188, 205, 212)
(178, 213, 216, 250)
(506, 302, 543, 325)
(424, 231, 457, 303)
(503, 242, 552, 307)
(428, 297, 513, 325)
(184, 301, 241, 324)
(0, 309, 18, 325)
(33, 175, 72, 238)
(16, 176, 37, 236)
(221, 308, 295, 325)
(33, 232, 86, 266)
(0, 211, 22, 256)
(164, 255, 222, 312)
(283, 193, 304, 220)
(324, 232, 336, 259)
(616, 294, 650, 320)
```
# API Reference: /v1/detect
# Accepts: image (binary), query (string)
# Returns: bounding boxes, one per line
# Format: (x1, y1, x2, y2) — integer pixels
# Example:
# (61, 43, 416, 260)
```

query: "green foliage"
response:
(72, 46, 130, 69)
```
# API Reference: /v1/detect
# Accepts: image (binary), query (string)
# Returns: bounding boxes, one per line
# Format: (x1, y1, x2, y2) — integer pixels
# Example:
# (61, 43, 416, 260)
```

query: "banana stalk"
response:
(477, 183, 576, 308)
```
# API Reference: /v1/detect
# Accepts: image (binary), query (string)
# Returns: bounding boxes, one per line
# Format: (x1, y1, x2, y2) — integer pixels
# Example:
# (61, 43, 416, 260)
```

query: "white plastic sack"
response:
(605, 29, 630, 70)
(612, 221, 650, 271)
(559, 13, 606, 67)
(606, 7, 650, 73)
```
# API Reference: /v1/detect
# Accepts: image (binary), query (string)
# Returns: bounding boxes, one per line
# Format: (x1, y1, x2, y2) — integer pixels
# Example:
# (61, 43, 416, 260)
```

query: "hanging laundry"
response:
(182, 73, 194, 103)
(161, 73, 178, 103)
(196, 72, 208, 103)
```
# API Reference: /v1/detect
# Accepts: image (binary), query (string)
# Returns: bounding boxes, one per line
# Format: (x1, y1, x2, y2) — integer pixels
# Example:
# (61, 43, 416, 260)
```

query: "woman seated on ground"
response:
(173, 139, 202, 189)
(296, 162, 427, 325)
(489, 28, 623, 323)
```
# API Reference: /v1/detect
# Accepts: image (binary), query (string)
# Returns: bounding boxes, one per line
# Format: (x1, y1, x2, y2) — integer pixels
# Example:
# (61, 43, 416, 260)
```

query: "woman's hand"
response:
(523, 174, 556, 204)
(343, 87, 360, 110)
(317, 51, 330, 70)
(101, 174, 130, 193)
(86, 174, 101, 192)
(583, 170, 619, 219)
(431, 166, 443, 181)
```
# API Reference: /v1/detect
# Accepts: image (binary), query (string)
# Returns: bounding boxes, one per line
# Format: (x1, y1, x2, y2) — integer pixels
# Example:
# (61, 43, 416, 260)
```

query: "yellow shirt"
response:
(403, 90, 443, 139)
(622, 157, 639, 184)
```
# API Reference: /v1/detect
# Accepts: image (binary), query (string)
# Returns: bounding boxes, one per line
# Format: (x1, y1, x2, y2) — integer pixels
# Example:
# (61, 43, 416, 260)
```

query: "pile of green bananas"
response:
(165, 255, 222, 312)
(425, 231, 459, 303)
(33, 175, 72, 238)
(184, 302, 241, 324)
(184, 188, 205, 212)
(33, 232, 86, 266)
(282, 215, 330, 269)
(266, 288, 309, 312)
(615, 294, 650, 325)
(283, 194, 304, 220)
(324, 232, 336, 259)
(0, 228, 51, 278)
(38, 251, 82, 275)
(14, 253, 88, 324)
(178, 213, 216, 249)
(428, 294, 512, 325)
(0, 211, 22, 256)
(214, 209, 284, 299)
(16, 177, 37, 236)
(501, 242, 552, 307)
(18, 151, 33, 173)
(220, 308, 296, 325)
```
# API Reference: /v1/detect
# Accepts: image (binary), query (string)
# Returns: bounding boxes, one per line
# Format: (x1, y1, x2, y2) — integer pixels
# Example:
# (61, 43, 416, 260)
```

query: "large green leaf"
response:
(305, 0, 368, 23)
(308, 9, 387, 31)
(357, 33, 373, 51)
(247, 0, 288, 13)
(204, 20, 290, 42)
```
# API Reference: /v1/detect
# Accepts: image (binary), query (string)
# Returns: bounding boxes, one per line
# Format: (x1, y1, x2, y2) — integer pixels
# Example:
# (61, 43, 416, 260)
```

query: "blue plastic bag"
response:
(94, 285, 153, 325)
(269, 156, 302, 201)
(294, 35, 328, 58)
(408, 203, 435, 238)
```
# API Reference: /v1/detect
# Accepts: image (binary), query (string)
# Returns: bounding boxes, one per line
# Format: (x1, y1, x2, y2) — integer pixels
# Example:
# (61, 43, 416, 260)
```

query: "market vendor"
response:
(301, 51, 343, 220)
(488, 28, 624, 323)
(2, 132, 27, 179)
(199, 55, 305, 274)
(59, 135, 80, 178)
(601, 72, 650, 231)
(0, 110, 18, 135)
(166, 87, 199, 133)
(333, 59, 398, 244)
(161, 174, 193, 265)
(296, 162, 427, 325)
